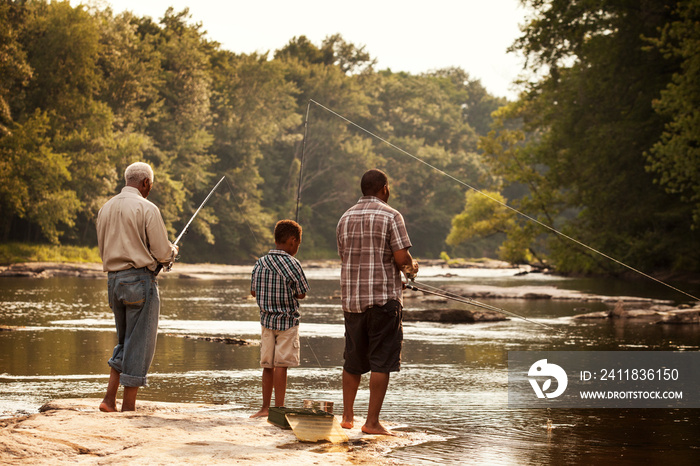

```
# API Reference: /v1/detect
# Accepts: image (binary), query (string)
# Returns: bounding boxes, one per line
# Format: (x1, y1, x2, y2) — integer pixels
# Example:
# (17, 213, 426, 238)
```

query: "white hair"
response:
(124, 162, 154, 185)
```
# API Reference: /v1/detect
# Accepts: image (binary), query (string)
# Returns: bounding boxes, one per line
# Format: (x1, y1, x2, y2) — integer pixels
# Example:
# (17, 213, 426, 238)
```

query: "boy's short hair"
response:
(274, 220, 302, 243)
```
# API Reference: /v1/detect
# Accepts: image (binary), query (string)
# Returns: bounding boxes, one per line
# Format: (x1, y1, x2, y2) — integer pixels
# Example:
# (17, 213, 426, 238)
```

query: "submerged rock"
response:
(404, 308, 508, 323)
(573, 301, 700, 324)
(441, 284, 671, 304)
(0, 262, 103, 278)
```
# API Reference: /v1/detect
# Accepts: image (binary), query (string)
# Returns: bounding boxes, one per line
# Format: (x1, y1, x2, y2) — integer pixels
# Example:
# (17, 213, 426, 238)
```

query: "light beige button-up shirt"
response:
(96, 186, 176, 272)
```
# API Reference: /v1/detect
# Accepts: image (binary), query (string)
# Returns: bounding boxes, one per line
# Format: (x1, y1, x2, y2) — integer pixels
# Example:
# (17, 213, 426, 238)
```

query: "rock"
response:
(172, 334, 257, 345)
(441, 284, 671, 304)
(0, 325, 23, 331)
(404, 308, 508, 323)
(573, 302, 700, 324)
(573, 311, 611, 320)
(0, 262, 104, 278)
(658, 308, 700, 324)
(0, 399, 438, 465)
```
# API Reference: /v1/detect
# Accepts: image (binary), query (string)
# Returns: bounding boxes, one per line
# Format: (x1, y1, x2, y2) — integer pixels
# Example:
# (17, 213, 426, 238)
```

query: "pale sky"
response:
(87, 0, 532, 100)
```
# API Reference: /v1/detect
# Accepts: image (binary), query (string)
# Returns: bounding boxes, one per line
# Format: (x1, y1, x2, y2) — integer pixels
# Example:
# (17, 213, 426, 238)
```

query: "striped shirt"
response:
(336, 196, 413, 313)
(251, 250, 309, 330)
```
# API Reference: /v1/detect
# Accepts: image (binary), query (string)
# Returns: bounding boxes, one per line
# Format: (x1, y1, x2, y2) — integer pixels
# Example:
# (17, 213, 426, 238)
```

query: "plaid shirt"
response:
(251, 250, 309, 330)
(336, 196, 413, 313)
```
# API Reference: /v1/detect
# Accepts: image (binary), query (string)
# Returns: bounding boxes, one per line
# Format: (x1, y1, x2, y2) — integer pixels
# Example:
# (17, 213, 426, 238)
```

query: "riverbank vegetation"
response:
(1, 1, 698, 276)
(0, 242, 100, 264)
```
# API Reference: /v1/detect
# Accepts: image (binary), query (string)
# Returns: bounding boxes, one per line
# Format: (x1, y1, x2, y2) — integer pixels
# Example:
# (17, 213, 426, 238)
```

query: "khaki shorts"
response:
(260, 325, 300, 368)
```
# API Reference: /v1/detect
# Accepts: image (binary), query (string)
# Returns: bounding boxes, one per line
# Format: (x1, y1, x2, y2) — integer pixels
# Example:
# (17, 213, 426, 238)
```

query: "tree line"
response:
(1, 0, 698, 276)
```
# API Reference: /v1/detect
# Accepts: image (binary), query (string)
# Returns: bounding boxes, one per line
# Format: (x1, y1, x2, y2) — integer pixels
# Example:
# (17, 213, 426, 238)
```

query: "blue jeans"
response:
(107, 267, 160, 387)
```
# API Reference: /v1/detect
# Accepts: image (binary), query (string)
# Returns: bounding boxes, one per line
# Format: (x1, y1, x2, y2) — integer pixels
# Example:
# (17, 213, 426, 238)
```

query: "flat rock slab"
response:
(0, 399, 440, 465)
(439, 284, 671, 304)
(404, 308, 508, 323)
(574, 303, 700, 324)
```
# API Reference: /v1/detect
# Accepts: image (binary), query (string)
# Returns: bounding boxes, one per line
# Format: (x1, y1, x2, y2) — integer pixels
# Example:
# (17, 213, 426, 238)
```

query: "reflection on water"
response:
(1, 272, 700, 464)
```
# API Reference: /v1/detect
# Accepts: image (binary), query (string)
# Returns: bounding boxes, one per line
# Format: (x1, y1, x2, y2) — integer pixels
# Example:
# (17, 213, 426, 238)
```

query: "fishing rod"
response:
(295, 101, 312, 223)
(156, 175, 226, 275)
(404, 279, 563, 333)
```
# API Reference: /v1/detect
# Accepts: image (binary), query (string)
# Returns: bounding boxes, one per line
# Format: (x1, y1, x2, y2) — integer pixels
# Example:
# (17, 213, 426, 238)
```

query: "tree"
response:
(0, 1, 32, 136)
(271, 36, 377, 256)
(477, 0, 699, 273)
(0, 111, 80, 243)
(366, 69, 496, 257)
(143, 8, 216, 243)
(10, 0, 116, 243)
(205, 50, 300, 261)
(646, 0, 700, 229)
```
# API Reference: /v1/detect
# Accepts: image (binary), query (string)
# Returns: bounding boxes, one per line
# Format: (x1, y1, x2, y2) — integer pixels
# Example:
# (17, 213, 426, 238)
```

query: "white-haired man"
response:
(96, 162, 178, 412)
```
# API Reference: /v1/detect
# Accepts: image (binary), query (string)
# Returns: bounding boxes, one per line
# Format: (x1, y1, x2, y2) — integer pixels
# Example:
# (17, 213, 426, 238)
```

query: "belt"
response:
(107, 266, 155, 277)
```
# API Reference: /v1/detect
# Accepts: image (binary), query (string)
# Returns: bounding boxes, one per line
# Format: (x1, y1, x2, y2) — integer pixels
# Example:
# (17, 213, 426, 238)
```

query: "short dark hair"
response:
(361, 169, 388, 196)
(274, 219, 302, 243)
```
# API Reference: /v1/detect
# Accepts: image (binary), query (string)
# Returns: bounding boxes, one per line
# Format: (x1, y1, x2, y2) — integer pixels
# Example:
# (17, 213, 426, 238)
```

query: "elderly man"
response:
(96, 162, 178, 412)
(336, 168, 419, 435)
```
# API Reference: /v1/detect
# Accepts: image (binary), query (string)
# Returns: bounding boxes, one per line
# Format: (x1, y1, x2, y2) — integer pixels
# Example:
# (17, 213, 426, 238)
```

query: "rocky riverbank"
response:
(0, 399, 438, 465)
(0, 259, 520, 279)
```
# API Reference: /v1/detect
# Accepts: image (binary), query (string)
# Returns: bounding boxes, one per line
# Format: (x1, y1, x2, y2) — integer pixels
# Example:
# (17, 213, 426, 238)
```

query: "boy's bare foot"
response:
(250, 408, 269, 418)
(361, 422, 395, 436)
(99, 401, 117, 413)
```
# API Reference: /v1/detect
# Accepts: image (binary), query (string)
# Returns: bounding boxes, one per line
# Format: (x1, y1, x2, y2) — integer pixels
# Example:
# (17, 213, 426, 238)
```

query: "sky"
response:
(92, 0, 532, 100)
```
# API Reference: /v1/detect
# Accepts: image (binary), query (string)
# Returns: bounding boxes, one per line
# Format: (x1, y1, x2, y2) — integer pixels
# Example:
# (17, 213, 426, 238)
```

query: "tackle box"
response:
(267, 407, 333, 429)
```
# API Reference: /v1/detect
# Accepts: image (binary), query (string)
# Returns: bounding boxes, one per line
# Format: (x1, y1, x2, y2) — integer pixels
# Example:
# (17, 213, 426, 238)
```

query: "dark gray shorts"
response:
(343, 299, 403, 374)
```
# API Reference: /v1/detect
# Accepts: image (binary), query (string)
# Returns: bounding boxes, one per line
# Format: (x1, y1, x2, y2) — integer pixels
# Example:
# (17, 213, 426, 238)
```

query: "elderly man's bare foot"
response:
(99, 401, 117, 413)
(250, 408, 269, 418)
(361, 422, 395, 436)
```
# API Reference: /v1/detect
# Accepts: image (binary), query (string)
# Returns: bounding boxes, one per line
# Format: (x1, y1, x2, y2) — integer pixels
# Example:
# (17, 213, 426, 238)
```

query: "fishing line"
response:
(306, 99, 699, 303)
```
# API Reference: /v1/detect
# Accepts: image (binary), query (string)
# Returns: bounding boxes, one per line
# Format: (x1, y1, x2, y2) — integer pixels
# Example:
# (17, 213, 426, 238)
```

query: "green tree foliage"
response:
(646, 0, 700, 229)
(366, 68, 499, 257)
(0, 1, 32, 136)
(475, 0, 700, 274)
(11, 0, 659, 271)
(205, 50, 299, 261)
(0, 111, 80, 243)
(271, 36, 378, 256)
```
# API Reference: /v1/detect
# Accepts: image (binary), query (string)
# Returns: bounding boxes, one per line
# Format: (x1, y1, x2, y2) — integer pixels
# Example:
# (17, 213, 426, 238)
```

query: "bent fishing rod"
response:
(404, 279, 563, 334)
(155, 175, 226, 275)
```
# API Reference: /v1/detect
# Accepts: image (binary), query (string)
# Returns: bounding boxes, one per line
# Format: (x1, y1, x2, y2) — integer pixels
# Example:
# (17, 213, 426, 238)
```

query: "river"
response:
(1, 265, 699, 465)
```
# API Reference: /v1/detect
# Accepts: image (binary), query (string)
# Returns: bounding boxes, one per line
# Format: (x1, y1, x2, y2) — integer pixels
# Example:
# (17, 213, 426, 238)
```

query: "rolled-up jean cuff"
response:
(120, 373, 148, 387)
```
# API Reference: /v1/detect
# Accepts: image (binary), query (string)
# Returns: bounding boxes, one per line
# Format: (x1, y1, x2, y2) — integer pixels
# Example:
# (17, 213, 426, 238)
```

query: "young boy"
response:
(250, 220, 309, 418)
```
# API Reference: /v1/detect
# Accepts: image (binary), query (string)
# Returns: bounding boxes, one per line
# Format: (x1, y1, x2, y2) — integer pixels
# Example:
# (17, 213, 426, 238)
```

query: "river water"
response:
(1, 266, 699, 465)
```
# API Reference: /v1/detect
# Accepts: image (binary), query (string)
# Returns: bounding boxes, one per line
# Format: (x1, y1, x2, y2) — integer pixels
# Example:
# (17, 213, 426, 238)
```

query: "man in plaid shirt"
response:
(336, 169, 419, 435)
(250, 220, 309, 418)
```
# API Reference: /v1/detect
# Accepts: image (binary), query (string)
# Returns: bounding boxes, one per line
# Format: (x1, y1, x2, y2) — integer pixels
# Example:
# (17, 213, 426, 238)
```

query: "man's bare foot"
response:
(250, 408, 269, 418)
(361, 422, 395, 436)
(99, 401, 117, 413)
(340, 413, 355, 429)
